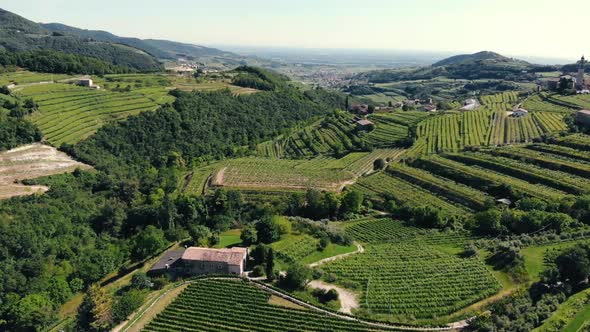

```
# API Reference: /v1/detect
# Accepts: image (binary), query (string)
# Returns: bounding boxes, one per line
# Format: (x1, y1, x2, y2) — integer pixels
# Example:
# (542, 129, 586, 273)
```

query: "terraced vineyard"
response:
(144, 279, 401, 332)
(257, 112, 424, 158)
(522, 94, 577, 113)
(18, 79, 173, 146)
(343, 217, 469, 246)
(556, 134, 590, 151)
(342, 149, 406, 176)
(416, 95, 567, 153)
(351, 172, 470, 216)
(320, 242, 500, 319)
(414, 155, 567, 201)
(485, 147, 590, 179)
(386, 163, 491, 210)
(551, 94, 590, 110)
(446, 152, 590, 195)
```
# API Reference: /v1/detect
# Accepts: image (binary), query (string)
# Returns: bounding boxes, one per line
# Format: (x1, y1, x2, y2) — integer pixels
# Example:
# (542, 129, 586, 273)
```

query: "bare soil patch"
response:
(0, 144, 92, 200)
(268, 295, 307, 310)
(308, 280, 360, 314)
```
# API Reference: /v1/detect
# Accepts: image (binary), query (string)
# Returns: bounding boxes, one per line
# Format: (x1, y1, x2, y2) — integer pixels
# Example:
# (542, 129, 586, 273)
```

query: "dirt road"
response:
(308, 280, 360, 314)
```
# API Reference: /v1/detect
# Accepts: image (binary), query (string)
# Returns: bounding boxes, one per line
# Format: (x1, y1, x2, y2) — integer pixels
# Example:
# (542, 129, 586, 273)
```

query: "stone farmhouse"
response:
(148, 247, 248, 277)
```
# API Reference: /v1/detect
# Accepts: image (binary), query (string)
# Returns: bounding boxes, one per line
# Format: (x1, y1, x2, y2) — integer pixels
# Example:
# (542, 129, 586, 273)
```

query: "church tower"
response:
(577, 55, 586, 89)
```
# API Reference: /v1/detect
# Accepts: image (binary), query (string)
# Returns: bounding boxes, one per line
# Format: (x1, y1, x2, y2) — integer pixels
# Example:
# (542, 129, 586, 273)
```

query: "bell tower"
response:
(577, 55, 586, 89)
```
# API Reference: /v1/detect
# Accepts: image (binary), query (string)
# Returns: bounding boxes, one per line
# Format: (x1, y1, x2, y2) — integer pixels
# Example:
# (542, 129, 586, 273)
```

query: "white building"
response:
(512, 108, 529, 117)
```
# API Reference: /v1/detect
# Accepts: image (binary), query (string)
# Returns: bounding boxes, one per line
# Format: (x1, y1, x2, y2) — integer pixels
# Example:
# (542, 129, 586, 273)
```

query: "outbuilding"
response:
(512, 108, 529, 117)
(356, 119, 374, 130)
(577, 110, 590, 126)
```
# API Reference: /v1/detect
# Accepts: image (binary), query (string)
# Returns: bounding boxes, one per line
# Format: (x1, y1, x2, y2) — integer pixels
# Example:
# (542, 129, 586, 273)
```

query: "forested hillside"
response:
(72, 83, 345, 174)
(41, 23, 239, 61)
(0, 8, 162, 72)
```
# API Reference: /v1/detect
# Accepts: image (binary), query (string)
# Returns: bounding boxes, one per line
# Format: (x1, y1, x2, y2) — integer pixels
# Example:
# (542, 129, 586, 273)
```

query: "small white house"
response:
(79, 78, 93, 87)
(512, 108, 529, 117)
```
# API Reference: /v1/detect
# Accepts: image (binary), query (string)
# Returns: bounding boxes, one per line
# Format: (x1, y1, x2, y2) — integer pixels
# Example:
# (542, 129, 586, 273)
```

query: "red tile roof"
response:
(181, 247, 247, 266)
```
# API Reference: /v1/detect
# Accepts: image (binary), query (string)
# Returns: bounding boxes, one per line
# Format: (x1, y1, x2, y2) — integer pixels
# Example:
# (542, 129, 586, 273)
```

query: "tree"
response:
(251, 244, 269, 266)
(131, 272, 152, 289)
(77, 284, 113, 332)
(131, 225, 167, 259)
(368, 104, 375, 114)
(0, 85, 9, 95)
(556, 246, 590, 284)
(266, 248, 275, 281)
(373, 158, 386, 171)
(188, 224, 211, 246)
(255, 216, 281, 244)
(240, 225, 258, 246)
(48, 276, 73, 305)
(280, 263, 311, 290)
(112, 289, 147, 323)
(9, 293, 55, 331)
(470, 209, 506, 235)
(341, 190, 363, 215)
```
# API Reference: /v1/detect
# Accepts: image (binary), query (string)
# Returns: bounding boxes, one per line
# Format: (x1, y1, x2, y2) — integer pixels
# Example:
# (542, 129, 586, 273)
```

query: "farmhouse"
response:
(356, 119, 374, 130)
(423, 104, 437, 112)
(148, 247, 249, 277)
(349, 104, 369, 115)
(577, 110, 590, 126)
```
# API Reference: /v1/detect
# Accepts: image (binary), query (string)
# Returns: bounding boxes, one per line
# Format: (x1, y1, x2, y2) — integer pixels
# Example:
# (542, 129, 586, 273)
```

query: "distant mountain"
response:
(41, 23, 239, 61)
(0, 8, 162, 71)
(433, 51, 528, 67)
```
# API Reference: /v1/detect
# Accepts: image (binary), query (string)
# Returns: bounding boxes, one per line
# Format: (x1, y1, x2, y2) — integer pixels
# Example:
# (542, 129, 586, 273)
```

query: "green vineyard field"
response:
(144, 279, 401, 332)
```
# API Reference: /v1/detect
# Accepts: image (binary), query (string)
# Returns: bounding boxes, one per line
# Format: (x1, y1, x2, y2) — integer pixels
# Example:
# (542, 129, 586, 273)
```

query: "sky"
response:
(2, 0, 588, 60)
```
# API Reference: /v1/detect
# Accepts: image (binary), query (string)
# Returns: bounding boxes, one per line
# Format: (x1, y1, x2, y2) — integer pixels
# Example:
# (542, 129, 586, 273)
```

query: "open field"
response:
(0, 143, 92, 199)
(197, 149, 405, 195)
(143, 279, 402, 332)
(209, 158, 356, 192)
(0, 70, 75, 86)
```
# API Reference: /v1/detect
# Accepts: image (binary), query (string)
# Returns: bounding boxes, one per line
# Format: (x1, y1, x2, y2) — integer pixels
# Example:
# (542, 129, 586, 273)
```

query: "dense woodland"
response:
(70, 83, 345, 175)
(0, 50, 136, 75)
(0, 8, 162, 72)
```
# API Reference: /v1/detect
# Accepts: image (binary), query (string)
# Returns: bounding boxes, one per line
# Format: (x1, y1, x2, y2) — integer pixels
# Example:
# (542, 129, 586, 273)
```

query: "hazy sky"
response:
(3, 0, 587, 59)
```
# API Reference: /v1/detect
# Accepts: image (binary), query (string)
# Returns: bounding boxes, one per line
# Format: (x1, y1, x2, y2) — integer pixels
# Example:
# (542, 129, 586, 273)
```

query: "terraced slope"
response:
(19, 82, 172, 146)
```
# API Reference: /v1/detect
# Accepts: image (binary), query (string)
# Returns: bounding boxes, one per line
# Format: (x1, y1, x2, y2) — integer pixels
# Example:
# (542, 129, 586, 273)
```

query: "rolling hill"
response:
(41, 22, 242, 63)
(432, 51, 529, 67)
(355, 51, 533, 83)
(0, 8, 162, 71)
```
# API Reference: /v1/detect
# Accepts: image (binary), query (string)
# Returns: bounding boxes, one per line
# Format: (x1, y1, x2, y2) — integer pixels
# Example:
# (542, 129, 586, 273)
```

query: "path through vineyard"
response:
(308, 280, 360, 314)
